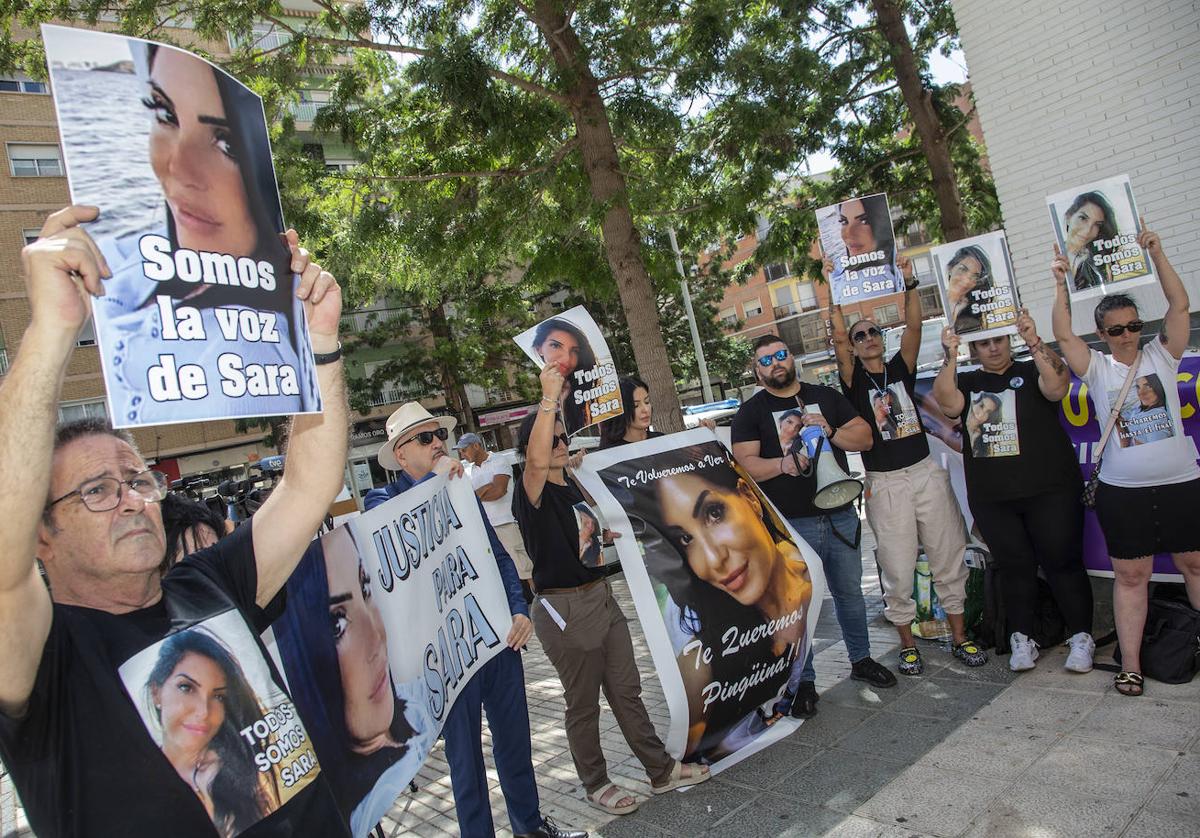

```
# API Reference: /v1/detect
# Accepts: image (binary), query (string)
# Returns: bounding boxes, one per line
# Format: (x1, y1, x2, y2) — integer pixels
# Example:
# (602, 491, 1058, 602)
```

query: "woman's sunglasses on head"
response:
(852, 326, 882, 343)
(756, 348, 790, 367)
(1104, 320, 1144, 337)
(402, 427, 449, 447)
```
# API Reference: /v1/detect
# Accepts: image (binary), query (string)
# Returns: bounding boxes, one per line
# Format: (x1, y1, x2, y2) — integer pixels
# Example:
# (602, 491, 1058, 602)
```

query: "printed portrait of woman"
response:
(870, 390, 900, 440)
(1059, 191, 1117, 292)
(965, 392, 1003, 458)
(1117, 375, 1173, 447)
(776, 409, 806, 456)
(574, 502, 605, 568)
(66, 37, 320, 424)
(618, 444, 812, 762)
(143, 629, 280, 837)
(943, 245, 994, 335)
(833, 194, 900, 289)
(274, 531, 435, 834)
(531, 317, 598, 435)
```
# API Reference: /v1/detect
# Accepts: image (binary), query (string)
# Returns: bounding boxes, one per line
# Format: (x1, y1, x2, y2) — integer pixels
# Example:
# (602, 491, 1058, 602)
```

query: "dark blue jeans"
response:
(786, 506, 872, 689)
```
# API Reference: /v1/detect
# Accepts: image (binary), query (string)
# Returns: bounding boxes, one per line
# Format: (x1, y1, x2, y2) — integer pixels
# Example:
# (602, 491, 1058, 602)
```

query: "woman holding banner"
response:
(516, 363, 709, 816)
(934, 310, 1095, 674)
(1051, 224, 1200, 696)
(599, 377, 661, 447)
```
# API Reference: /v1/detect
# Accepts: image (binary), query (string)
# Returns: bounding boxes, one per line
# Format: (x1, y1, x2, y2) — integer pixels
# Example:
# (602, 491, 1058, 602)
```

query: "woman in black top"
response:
(932, 309, 1095, 674)
(515, 364, 709, 815)
(599, 376, 715, 448)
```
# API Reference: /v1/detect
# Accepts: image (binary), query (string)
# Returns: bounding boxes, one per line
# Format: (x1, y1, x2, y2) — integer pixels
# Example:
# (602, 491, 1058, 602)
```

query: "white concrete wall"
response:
(951, 0, 1199, 337)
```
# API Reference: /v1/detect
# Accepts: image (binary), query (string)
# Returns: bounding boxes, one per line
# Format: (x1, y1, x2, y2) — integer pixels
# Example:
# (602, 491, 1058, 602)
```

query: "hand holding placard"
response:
(21, 206, 111, 341)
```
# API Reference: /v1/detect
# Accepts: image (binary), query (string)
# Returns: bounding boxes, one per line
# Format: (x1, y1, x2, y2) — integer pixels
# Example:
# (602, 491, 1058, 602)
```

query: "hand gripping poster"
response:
(271, 473, 513, 836)
(42, 26, 321, 427)
(513, 305, 623, 436)
(1046, 174, 1156, 302)
(931, 231, 1019, 342)
(816, 193, 904, 304)
(574, 430, 828, 770)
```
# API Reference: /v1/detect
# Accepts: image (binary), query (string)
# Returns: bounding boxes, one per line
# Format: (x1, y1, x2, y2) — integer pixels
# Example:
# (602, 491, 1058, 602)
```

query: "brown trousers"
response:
(532, 580, 674, 793)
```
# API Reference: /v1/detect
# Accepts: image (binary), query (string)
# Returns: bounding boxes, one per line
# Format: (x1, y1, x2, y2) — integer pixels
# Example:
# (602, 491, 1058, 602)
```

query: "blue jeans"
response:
(786, 506, 872, 690)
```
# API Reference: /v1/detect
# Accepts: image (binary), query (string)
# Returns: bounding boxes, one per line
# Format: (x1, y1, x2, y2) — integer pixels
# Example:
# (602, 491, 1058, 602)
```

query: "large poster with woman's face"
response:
(931, 230, 1019, 342)
(575, 431, 828, 770)
(513, 305, 623, 436)
(1046, 174, 1157, 302)
(118, 610, 321, 837)
(271, 472, 511, 836)
(816, 193, 903, 304)
(42, 26, 322, 427)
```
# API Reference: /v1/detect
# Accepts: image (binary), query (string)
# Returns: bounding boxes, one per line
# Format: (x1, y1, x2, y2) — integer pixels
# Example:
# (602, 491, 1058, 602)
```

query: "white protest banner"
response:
(42, 26, 321, 427)
(816, 193, 904, 304)
(575, 430, 827, 771)
(513, 305, 623, 436)
(1046, 174, 1156, 303)
(931, 230, 1019, 342)
(271, 474, 512, 836)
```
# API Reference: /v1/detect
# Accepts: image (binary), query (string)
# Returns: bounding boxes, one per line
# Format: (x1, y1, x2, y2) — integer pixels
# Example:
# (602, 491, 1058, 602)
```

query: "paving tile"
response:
(853, 763, 1000, 837)
(834, 709, 964, 764)
(1120, 808, 1200, 838)
(885, 677, 1005, 722)
(708, 796, 865, 837)
(914, 720, 1058, 780)
(614, 777, 754, 835)
(959, 779, 1139, 838)
(782, 748, 910, 814)
(969, 685, 1102, 733)
(817, 669, 923, 712)
(785, 702, 877, 749)
(716, 741, 823, 792)
(1072, 694, 1200, 749)
(1145, 753, 1200, 819)
(819, 815, 924, 838)
(1021, 735, 1177, 801)
(594, 817, 675, 838)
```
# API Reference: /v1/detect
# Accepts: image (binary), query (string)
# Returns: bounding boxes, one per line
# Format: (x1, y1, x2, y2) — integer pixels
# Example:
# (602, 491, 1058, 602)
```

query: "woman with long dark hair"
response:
(1059, 190, 1118, 292)
(599, 377, 659, 448)
(944, 245, 994, 335)
(532, 317, 597, 435)
(144, 630, 279, 837)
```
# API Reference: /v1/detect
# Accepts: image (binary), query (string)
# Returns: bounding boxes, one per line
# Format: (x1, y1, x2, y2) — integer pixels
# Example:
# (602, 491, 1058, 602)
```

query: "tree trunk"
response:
(429, 301, 477, 431)
(526, 0, 685, 432)
(870, 0, 969, 241)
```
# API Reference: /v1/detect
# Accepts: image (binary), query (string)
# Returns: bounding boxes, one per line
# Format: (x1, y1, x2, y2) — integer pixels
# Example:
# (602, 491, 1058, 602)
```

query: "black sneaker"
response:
(790, 681, 819, 718)
(517, 815, 588, 838)
(851, 656, 898, 688)
(897, 646, 923, 676)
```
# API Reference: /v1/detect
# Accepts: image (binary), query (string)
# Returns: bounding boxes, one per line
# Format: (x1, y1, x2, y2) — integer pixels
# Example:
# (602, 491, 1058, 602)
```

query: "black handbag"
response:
(1082, 352, 1140, 508)
(1115, 594, 1200, 684)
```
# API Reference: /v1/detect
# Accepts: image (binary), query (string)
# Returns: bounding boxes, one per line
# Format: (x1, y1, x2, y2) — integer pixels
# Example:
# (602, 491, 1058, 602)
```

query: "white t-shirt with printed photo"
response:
(1083, 339, 1200, 487)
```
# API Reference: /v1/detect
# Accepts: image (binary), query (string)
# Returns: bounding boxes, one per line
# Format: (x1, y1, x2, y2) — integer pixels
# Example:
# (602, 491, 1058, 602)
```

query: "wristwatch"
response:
(903, 277, 919, 291)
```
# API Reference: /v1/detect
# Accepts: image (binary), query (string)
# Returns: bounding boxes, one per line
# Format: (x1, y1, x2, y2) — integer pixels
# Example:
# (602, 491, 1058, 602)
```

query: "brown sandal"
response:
(586, 782, 640, 814)
(651, 761, 710, 794)
(1114, 671, 1144, 697)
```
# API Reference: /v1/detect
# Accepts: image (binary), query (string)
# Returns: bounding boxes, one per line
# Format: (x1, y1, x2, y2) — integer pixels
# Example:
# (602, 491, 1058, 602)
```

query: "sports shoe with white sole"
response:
(1009, 632, 1039, 671)
(1065, 632, 1095, 673)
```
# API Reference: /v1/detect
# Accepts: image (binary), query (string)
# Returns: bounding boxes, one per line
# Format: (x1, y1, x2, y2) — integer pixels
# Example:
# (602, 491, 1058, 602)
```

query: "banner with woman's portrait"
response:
(118, 610, 321, 837)
(513, 305, 623, 436)
(42, 26, 322, 427)
(1046, 174, 1157, 302)
(270, 473, 512, 836)
(931, 230, 1019, 342)
(575, 431, 828, 771)
(816, 193, 903, 304)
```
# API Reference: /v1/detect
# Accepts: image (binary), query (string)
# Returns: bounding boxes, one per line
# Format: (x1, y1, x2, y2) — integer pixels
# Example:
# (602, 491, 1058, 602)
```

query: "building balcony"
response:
(772, 301, 819, 319)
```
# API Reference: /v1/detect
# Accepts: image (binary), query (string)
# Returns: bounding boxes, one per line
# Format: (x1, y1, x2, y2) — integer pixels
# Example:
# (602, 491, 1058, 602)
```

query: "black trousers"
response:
(969, 487, 1093, 637)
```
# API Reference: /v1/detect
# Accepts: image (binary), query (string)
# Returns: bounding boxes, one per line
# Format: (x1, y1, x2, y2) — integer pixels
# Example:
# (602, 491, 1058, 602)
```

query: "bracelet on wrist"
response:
(312, 341, 342, 365)
(539, 404, 556, 414)
(540, 396, 557, 406)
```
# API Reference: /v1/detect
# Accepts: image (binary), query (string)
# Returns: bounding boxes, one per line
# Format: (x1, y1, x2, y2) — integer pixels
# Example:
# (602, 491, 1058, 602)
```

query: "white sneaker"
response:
(1009, 632, 1039, 671)
(1065, 632, 1095, 673)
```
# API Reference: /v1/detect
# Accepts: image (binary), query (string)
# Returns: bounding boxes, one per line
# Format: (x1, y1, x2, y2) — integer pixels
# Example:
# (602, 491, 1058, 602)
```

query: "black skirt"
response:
(1094, 477, 1200, 559)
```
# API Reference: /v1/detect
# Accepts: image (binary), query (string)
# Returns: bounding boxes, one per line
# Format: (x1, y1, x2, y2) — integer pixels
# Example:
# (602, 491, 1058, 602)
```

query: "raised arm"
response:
(1140, 220, 1190, 360)
(251, 236, 349, 607)
(896, 256, 922, 372)
(1016, 307, 1070, 401)
(932, 327, 965, 418)
(521, 364, 564, 507)
(0, 206, 109, 716)
(826, 258, 855, 389)
(1050, 245, 1091, 377)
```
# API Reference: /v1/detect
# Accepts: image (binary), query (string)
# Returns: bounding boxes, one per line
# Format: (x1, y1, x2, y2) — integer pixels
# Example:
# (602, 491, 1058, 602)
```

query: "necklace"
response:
(862, 362, 889, 399)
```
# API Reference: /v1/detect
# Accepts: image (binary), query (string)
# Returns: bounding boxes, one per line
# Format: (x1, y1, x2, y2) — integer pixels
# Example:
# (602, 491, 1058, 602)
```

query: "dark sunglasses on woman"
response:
(852, 326, 883, 343)
(756, 348, 790, 367)
(553, 433, 570, 448)
(402, 427, 450, 447)
(1103, 320, 1144, 337)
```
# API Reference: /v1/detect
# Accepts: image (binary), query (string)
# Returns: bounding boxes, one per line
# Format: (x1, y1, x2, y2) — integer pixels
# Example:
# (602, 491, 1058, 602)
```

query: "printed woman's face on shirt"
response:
(778, 413, 802, 446)
(969, 396, 999, 427)
(1136, 377, 1162, 409)
(155, 651, 227, 754)
(538, 329, 581, 380)
(838, 198, 878, 256)
(948, 256, 982, 302)
(325, 527, 394, 750)
(145, 49, 256, 256)
(657, 474, 777, 609)
(1064, 201, 1106, 254)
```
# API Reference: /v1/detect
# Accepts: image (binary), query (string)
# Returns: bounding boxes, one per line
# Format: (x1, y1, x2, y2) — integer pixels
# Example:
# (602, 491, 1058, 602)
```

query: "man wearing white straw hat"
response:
(364, 403, 585, 838)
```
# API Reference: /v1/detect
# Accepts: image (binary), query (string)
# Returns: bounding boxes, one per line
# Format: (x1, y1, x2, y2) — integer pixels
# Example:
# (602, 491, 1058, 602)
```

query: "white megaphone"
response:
(797, 425, 863, 510)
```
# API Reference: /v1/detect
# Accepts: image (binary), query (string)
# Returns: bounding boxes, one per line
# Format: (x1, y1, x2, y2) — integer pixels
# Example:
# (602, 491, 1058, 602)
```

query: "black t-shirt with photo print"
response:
(955, 359, 1081, 503)
(0, 521, 349, 838)
(731, 383, 859, 518)
(842, 353, 930, 472)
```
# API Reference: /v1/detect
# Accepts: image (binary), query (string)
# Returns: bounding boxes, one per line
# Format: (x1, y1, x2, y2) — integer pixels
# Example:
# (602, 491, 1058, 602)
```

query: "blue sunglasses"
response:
(756, 348, 790, 367)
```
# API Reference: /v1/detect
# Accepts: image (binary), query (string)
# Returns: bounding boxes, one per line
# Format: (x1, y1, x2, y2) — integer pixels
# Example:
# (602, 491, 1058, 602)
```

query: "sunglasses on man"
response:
(401, 427, 450, 447)
(852, 326, 882, 343)
(1103, 320, 1144, 337)
(756, 348, 790, 367)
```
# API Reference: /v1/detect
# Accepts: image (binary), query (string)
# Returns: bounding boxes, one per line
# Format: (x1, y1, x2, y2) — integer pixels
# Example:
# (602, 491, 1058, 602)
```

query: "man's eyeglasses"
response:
(1104, 320, 1144, 337)
(48, 469, 168, 513)
(400, 427, 449, 447)
(852, 326, 883, 343)
(756, 348, 790, 367)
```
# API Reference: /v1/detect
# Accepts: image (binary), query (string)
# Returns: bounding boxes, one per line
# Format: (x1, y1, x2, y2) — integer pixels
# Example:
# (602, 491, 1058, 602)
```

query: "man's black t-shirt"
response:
(731, 384, 860, 518)
(515, 476, 607, 591)
(842, 353, 930, 472)
(956, 360, 1082, 503)
(0, 522, 349, 838)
